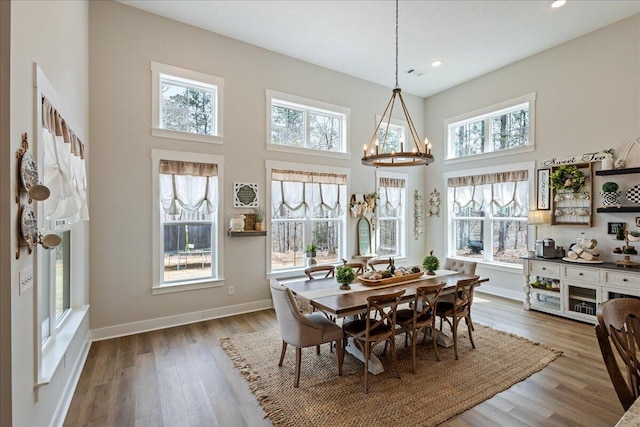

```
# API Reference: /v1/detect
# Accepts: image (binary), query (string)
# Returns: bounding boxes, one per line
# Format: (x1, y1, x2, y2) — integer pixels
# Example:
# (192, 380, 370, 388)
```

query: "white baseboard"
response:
(50, 330, 91, 427)
(476, 285, 523, 302)
(91, 299, 273, 341)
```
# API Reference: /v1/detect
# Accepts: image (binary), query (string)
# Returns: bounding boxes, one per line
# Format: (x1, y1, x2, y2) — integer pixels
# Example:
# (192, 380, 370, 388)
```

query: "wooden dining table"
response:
(283, 269, 487, 374)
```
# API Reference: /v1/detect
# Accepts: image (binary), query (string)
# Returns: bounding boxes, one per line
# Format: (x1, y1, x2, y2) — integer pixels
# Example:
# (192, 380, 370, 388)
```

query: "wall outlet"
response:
(19, 266, 33, 295)
(228, 285, 235, 296)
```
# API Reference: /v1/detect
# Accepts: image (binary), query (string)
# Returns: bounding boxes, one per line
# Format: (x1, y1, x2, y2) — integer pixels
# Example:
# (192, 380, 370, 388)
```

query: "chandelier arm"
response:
(366, 92, 396, 152)
(397, 92, 424, 152)
(381, 98, 397, 153)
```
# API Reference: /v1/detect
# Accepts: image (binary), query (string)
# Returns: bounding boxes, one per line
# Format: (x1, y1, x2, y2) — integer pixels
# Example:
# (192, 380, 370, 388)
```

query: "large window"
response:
(376, 116, 407, 154)
(447, 167, 530, 266)
(267, 90, 349, 156)
(269, 164, 348, 273)
(41, 227, 70, 344)
(152, 150, 224, 293)
(376, 172, 407, 257)
(151, 62, 224, 144)
(445, 93, 535, 161)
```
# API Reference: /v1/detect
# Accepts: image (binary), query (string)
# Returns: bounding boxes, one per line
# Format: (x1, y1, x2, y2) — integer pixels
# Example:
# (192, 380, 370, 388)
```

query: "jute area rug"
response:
(221, 324, 561, 427)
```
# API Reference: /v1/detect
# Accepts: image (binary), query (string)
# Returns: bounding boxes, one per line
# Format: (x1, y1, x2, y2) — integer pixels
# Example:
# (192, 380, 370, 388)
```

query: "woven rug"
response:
(220, 324, 561, 427)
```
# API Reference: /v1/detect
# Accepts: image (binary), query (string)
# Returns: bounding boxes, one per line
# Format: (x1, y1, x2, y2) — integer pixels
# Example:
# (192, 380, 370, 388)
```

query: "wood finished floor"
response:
(64, 294, 625, 427)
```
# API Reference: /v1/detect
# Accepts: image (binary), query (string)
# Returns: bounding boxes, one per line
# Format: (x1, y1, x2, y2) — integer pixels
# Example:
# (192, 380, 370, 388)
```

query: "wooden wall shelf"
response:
(595, 167, 640, 176)
(227, 230, 267, 237)
(596, 207, 640, 213)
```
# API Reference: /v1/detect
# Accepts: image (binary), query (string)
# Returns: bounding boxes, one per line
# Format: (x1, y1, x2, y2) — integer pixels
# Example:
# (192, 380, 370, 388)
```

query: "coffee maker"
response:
(535, 238, 558, 258)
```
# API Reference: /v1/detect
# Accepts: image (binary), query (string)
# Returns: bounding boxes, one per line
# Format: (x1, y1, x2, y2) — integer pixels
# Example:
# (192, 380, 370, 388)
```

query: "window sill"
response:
(152, 277, 225, 295)
(447, 256, 523, 274)
(444, 145, 534, 166)
(267, 143, 350, 160)
(37, 305, 89, 387)
(152, 127, 223, 145)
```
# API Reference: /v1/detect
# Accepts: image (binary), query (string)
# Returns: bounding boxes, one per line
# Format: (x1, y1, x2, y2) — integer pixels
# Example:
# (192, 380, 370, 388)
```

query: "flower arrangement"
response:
(253, 206, 264, 223)
(336, 265, 355, 290)
(550, 165, 585, 193)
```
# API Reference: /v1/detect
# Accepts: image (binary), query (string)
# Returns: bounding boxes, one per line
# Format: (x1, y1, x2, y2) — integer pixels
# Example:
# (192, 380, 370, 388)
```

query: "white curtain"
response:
(271, 169, 346, 218)
(160, 160, 218, 221)
(449, 170, 528, 215)
(379, 177, 405, 216)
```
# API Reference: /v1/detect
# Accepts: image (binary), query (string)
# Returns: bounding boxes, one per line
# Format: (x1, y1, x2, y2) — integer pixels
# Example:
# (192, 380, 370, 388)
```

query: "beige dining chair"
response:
(396, 282, 445, 372)
(343, 289, 405, 393)
(443, 258, 477, 275)
(436, 276, 479, 360)
(270, 279, 343, 387)
(304, 265, 335, 280)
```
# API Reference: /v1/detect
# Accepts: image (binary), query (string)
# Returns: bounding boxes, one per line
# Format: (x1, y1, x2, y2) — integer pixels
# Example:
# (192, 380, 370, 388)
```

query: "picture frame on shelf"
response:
(537, 168, 550, 210)
(636, 217, 640, 227)
(608, 222, 626, 235)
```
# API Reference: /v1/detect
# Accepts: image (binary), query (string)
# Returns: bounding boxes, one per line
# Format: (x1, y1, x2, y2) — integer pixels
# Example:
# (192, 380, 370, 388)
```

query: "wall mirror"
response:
(357, 216, 372, 255)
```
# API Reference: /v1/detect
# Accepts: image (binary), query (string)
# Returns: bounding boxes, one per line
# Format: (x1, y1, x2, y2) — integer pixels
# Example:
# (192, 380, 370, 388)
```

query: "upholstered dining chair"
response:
(270, 279, 344, 387)
(595, 298, 640, 410)
(304, 265, 335, 280)
(436, 276, 479, 360)
(443, 258, 477, 275)
(343, 289, 405, 393)
(396, 282, 445, 372)
(367, 257, 393, 271)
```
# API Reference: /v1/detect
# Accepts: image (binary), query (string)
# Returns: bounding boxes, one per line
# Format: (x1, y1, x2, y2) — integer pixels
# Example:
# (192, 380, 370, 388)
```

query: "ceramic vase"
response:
(600, 192, 621, 208)
(230, 213, 246, 231)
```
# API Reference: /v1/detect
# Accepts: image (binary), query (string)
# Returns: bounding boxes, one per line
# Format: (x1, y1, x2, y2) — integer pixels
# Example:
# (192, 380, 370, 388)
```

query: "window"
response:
(268, 162, 348, 273)
(376, 116, 407, 154)
(41, 226, 70, 344)
(151, 62, 224, 144)
(152, 150, 224, 293)
(445, 93, 535, 161)
(376, 172, 407, 257)
(446, 166, 530, 266)
(266, 90, 350, 157)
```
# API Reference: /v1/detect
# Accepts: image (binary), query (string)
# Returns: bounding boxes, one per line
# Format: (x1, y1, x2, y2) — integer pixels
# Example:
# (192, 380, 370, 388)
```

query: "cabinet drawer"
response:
(564, 266, 599, 283)
(530, 261, 560, 278)
(603, 271, 640, 287)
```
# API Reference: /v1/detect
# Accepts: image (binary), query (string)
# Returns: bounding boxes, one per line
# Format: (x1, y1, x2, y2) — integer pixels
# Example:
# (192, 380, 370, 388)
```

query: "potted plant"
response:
(253, 206, 265, 231)
(305, 244, 317, 258)
(601, 182, 621, 208)
(422, 250, 440, 275)
(336, 265, 355, 290)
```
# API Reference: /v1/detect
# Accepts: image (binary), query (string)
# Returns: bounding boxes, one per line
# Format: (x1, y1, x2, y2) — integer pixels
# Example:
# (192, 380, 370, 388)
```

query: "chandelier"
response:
(362, 0, 434, 168)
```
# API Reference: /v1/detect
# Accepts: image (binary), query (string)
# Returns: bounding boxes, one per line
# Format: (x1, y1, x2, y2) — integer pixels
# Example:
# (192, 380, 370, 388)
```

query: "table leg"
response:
(345, 337, 385, 375)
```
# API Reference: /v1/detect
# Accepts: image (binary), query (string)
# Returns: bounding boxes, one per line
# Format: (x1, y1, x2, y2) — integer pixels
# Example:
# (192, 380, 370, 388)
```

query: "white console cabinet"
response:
(523, 257, 640, 324)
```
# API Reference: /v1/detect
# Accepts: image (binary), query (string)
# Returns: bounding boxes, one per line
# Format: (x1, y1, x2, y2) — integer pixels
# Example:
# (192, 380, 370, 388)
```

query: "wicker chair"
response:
(270, 279, 343, 387)
(436, 276, 479, 360)
(595, 298, 640, 410)
(304, 265, 335, 280)
(343, 289, 405, 393)
(396, 282, 446, 372)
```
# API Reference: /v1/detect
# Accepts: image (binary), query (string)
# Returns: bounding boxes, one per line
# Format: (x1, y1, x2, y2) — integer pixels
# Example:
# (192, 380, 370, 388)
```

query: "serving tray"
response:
(562, 257, 604, 264)
(357, 270, 425, 287)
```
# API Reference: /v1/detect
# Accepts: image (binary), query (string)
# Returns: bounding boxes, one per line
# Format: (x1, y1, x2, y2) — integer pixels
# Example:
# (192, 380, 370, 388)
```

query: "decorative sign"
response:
(540, 149, 613, 168)
(234, 182, 259, 208)
(537, 169, 550, 210)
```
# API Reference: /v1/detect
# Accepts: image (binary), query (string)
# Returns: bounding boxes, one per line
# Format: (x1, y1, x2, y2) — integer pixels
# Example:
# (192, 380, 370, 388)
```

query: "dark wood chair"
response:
(436, 276, 479, 360)
(595, 298, 640, 410)
(341, 259, 366, 275)
(367, 257, 393, 271)
(439, 259, 478, 329)
(396, 282, 445, 372)
(342, 289, 405, 393)
(304, 265, 335, 280)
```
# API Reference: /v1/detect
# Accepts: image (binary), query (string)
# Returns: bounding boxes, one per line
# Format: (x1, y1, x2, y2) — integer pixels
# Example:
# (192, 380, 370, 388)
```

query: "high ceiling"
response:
(120, 0, 640, 97)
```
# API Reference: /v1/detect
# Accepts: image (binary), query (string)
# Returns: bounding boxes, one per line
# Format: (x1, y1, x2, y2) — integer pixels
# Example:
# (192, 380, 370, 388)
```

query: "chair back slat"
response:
(304, 265, 335, 280)
(414, 282, 445, 323)
(363, 290, 405, 339)
(452, 276, 479, 313)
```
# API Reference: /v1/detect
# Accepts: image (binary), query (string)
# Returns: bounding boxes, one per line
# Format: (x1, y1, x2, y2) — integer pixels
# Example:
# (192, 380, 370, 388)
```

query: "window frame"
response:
(266, 160, 350, 279)
(375, 115, 408, 154)
(444, 161, 535, 271)
(151, 62, 224, 144)
(376, 170, 408, 260)
(151, 149, 225, 294)
(444, 93, 536, 164)
(266, 89, 351, 159)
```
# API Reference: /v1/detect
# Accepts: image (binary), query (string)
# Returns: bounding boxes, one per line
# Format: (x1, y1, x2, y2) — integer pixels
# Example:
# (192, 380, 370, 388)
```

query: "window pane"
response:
(163, 223, 212, 282)
(271, 221, 305, 269)
(378, 219, 398, 256)
(55, 230, 71, 324)
(492, 220, 527, 265)
(454, 219, 484, 259)
(453, 120, 485, 158)
(377, 124, 403, 154)
(271, 105, 304, 146)
(491, 108, 528, 151)
(161, 81, 214, 135)
(309, 113, 341, 151)
(311, 221, 341, 264)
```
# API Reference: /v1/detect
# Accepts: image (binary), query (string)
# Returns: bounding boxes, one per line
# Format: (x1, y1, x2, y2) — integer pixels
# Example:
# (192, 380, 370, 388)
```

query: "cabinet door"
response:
(550, 162, 593, 227)
(563, 281, 600, 322)
(602, 286, 640, 303)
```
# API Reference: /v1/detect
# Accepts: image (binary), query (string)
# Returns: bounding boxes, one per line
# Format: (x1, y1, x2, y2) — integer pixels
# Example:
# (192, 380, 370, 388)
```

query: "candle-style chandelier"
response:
(362, 0, 434, 168)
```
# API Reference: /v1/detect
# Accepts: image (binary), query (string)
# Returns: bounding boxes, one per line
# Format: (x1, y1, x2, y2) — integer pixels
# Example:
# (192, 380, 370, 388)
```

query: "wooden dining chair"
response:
(304, 265, 335, 280)
(269, 279, 344, 388)
(341, 259, 366, 275)
(595, 298, 640, 410)
(436, 276, 479, 360)
(396, 282, 445, 372)
(342, 289, 405, 393)
(367, 257, 393, 271)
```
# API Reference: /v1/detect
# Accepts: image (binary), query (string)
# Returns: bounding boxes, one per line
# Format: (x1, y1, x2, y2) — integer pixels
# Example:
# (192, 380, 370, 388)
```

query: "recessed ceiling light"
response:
(551, 0, 566, 8)
(432, 60, 442, 67)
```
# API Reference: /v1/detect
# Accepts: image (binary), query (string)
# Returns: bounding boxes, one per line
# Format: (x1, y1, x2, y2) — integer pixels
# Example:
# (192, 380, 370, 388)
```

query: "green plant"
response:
(617, 227, 626, 240)
(253, 206, 264, 222)
(630, 230, 640, 238)
(601, 182, 619, 193)
(550, 165, 585, 193)
(336, 265, 355, 285)
(305, 244, 317, 253)
(422, 250, 440, 272)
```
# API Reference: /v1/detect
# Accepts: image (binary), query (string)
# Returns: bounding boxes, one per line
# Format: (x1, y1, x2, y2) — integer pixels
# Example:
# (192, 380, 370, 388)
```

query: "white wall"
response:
(9, 1, 90, 426)
(88, 1, 427, 334)
(424, 14, 640, 298)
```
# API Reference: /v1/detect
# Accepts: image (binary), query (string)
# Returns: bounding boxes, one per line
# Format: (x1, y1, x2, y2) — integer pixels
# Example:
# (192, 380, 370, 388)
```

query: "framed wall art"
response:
(537, 168, 550, 210)
(608, 222, 625, 235)
(234, 182, 259, 208)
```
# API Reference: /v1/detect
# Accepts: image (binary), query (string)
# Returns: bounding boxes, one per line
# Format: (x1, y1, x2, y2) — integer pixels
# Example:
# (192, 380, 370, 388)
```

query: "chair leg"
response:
(467, 312, 475, 331)
(316, 344, 320, 355)
(390, 336, 401, 380)
(411, 329, 418, 374)
(364, 341, 371, 394)
(467, 315, 476, 349)
(279, 341, 287, 366)
(294, 347, 302, 387)
(453, 317, 460, 360)
(336, 338, 343, 376)
(431, 325, 440, 361)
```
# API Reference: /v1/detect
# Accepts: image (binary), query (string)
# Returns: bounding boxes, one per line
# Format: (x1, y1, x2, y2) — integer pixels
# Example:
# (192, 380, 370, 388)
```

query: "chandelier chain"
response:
(395, 0, 399, 88)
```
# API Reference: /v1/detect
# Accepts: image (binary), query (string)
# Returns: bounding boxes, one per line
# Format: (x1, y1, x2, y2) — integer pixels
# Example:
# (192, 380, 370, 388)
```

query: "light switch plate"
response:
(19, 265, 33, 295)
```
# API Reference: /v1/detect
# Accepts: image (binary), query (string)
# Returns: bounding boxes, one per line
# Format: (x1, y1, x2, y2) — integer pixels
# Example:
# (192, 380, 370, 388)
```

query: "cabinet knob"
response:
(579, 272, 583, 276)
(623, 278, 628, 282)
(542, 267, 546, 270)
